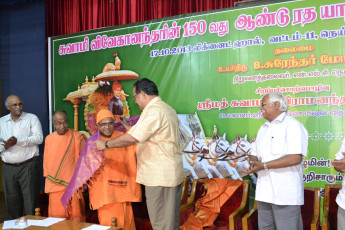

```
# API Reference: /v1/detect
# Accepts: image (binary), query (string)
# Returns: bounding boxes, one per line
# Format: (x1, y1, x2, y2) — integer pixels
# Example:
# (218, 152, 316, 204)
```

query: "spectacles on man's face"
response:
(133, 91, 141, 99)
(98, 121, 115, 128)
(261, 102, 272, 107)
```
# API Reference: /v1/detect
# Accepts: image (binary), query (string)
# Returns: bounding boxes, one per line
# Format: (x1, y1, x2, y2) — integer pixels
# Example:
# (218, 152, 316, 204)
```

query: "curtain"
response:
(46, 0, 240, 37)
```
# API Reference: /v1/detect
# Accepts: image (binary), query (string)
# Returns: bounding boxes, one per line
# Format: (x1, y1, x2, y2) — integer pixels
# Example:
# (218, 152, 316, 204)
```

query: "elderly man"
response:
(95, 78, 184, 230)
(0, 95, 43, 219)
(244, 92, 308, 230)
(43, 111, 85, 221)
(331, 139, 345, 230)
(89, 109, 140, 228)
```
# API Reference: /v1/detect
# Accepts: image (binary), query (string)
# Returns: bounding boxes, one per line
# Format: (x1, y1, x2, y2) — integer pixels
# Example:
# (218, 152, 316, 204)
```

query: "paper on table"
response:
(2, 220, 27, 229)
(31, 217, 66, 227)
(27, 220, 46, 226)
(2, 217, 66, 229)
(82, 224, 111, 230)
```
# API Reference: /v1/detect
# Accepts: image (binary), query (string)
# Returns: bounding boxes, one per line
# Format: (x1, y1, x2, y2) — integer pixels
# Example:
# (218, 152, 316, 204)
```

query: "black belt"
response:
(2, 156, 38, 167)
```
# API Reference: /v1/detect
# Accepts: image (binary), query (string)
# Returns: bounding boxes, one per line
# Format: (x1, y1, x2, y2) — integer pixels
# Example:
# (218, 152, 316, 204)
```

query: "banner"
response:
(49, 0, 345, 191)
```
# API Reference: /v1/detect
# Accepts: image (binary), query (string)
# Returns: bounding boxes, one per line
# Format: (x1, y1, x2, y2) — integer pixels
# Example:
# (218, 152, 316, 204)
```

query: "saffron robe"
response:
(89, 130, 141, 227)
(43, 129, 86, 221)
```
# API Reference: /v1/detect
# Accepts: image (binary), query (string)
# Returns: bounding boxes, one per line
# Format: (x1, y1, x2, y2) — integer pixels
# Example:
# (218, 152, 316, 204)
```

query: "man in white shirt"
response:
(0, 95, 43, 219)
(244, 92, 308, 230)
(331, 139, 345, 230)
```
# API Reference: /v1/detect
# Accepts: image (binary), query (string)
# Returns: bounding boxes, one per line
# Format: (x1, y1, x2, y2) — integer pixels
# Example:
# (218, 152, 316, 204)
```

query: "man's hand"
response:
(94, 140, 106, 151)
(243, 159, 264, 174)
(3, 136, 17, 149)
(332, 153, 345, 173)
(94, 133, 138, 150)
(119, 118, 130, 130)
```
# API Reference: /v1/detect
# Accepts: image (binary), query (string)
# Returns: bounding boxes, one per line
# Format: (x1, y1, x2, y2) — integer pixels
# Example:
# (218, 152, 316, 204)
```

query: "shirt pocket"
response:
(14, 122, 31, 138)
(270, 133, 286, 156)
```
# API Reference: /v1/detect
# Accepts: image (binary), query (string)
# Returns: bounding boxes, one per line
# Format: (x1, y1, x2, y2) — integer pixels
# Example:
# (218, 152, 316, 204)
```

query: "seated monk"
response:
(43, 110, 86, 221)
(89, 109, 141, 228)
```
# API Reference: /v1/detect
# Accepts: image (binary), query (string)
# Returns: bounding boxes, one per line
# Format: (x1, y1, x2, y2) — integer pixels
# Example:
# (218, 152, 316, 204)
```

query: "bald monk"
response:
(89, 109, 141, 228)
(43, 111, 86, 221)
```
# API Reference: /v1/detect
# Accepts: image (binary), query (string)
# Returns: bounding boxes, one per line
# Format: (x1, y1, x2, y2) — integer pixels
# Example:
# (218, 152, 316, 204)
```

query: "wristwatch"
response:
(105, 141, 109, 149)
(263, 162, 268, 170)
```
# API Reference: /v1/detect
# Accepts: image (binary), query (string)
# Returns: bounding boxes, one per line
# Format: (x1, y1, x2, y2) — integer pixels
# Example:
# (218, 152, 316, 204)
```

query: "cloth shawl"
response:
(61, 115, 140, 209)
(61, 130, 103, 209)
(180, 178, 243, 230)
(44, 129, 82, 187)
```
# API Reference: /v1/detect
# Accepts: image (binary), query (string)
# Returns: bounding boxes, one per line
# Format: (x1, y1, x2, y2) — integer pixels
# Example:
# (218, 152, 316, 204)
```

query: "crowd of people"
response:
(0, 78, 344, 230)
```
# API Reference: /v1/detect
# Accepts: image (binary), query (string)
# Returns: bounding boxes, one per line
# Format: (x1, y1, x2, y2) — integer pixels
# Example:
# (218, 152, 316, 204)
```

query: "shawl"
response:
(180, 179, 243, 230)
(61, 115, 140, 209)
(61, 130, 103, 209)
(44, 130, 83, 187)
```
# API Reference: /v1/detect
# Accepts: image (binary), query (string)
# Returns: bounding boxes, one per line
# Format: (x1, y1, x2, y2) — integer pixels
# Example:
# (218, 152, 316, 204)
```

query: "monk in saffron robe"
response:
(89, 109, 141, 228)
(43, 111, 86, 221)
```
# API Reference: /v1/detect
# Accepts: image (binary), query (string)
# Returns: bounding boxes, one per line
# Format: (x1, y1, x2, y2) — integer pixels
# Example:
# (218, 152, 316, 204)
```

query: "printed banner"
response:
(49, 0, 345, 190)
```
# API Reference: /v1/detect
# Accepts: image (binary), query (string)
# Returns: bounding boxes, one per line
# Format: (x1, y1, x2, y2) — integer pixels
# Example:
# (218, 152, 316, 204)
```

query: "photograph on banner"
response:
(49, 0, 345, 189)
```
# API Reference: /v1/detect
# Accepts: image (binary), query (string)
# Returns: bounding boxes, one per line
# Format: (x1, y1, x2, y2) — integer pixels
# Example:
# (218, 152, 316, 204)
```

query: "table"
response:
(0, 216, 117, 230)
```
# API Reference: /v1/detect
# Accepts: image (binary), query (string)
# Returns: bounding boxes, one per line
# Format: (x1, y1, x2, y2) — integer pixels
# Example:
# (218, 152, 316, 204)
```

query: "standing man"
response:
(43, 111, 86, 221)
(331, 139, 345, 230)
(244, 92, 308, 230)
(0, 95, 43, 219)
(95, 78, 184, 230)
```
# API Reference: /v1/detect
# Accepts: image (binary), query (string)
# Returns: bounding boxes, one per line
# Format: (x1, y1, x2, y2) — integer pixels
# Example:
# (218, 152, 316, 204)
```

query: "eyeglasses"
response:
(98, 121, 115, 128)
(261, 102, 272, 107)
(133, 91, 141, 99)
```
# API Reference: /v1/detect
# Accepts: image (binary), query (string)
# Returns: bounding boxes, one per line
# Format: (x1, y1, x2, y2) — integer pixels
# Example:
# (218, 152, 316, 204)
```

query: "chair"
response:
(181, 177, 190, 205)
(179, 179, 205, 226)
(229, 180, 250, 230)
(35, 208, 41, 216)
(38, 191, 49, 217)
(242, 200, 258, 230)
(180, 179, 250, 230)
(322, 184, 342, 230)
(242, 187, 321, 230)
(302, 187, 320, 230)
(111, 217, 123, 230)
(132, 177, 191, 230)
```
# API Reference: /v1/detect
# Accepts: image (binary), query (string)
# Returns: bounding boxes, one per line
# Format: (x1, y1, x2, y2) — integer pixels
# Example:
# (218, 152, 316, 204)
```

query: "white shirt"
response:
(335, 139, 345, 209)
(0, 112, 43, 163)
(250, 112, 308, 205)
